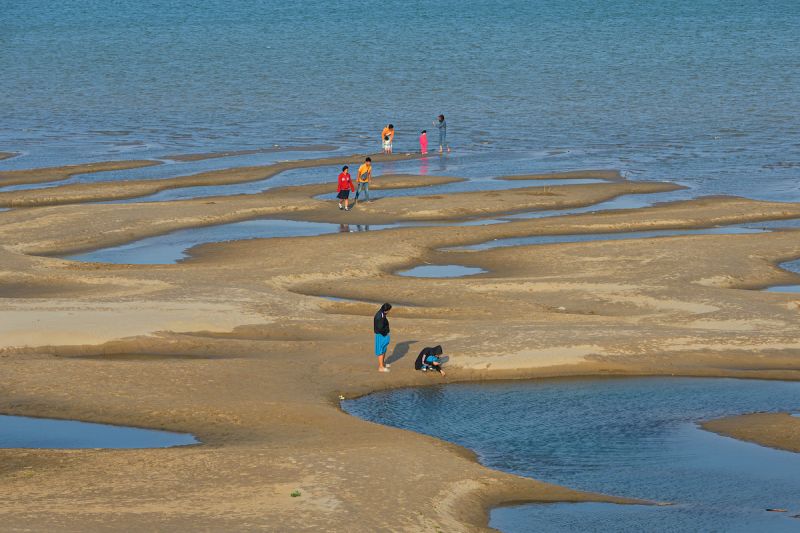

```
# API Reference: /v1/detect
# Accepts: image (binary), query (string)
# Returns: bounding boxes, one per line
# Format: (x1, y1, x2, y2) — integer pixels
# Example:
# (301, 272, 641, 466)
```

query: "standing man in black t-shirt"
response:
(373, 303, 392, 372)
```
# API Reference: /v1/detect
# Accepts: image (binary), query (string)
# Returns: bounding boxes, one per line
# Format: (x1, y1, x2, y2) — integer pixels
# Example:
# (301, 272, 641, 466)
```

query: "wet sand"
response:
(0, 154, 799, 530)
(701, 413, 800, 453)
(0, 159, 161, 187)
(0, 152, 420, 207)
(497, 169, 624, 182)
(0, 152, 18, 161)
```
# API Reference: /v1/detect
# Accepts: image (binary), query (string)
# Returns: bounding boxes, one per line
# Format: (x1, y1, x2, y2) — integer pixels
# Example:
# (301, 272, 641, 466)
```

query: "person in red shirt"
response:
(337, 165, 355, 211)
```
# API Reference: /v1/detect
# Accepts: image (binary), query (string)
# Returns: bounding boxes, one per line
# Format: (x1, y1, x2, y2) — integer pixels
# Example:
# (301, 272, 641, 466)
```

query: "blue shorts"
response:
(375, 333, 391, 356)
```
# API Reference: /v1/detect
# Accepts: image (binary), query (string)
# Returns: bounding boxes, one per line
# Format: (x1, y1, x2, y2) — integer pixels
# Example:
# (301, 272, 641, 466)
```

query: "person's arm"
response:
(350, 177, 355, 192)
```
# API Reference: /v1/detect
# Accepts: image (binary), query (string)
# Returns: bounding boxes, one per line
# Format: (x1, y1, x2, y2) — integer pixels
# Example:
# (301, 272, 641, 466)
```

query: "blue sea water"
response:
(2, 0, 799, 200)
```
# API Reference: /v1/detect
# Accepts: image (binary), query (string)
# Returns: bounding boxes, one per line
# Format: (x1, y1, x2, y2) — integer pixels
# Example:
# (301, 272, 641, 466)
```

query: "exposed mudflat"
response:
(0, 153, 799, 531)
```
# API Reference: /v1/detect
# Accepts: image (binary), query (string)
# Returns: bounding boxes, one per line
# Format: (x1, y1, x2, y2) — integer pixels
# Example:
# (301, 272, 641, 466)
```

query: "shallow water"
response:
(765, 285, 800, 294)
(3, 0, 800, 203)
(0, 415, 197, 449)
(397, 265, 486, 278)
(66, 219, 375, 264)
(764, 258, 800, 293)
(64, 215, 510, 265)
(779, 258, 800, 274)
(0, 147, 347, 194)
(454, 225, 770, 251)
(64, 206, 796, 265)
(343, 377, 800, 532)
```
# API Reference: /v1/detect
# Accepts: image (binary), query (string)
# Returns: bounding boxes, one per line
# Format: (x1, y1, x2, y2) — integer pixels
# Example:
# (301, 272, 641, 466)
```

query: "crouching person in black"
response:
(414, 345, 446, 377)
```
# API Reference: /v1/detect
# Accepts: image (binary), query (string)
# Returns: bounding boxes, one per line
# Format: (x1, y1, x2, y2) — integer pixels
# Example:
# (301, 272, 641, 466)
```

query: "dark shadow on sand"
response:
(386, 340, 416, 365)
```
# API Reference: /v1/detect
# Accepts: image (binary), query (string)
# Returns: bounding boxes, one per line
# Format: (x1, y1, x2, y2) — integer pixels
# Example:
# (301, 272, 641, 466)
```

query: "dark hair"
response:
(384, 135, 389, 140)
(342, 165, 349, 171)
(438, 114, 445, 121)
(380, 303, 392, 313)
(432, 345, 443, 355)
(421, 129, 427, 134)
(365, 157, 372, 162)
(388, 124, 394, 129)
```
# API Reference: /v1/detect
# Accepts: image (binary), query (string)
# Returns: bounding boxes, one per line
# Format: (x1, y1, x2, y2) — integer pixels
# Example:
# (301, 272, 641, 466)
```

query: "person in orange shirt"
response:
(355, 157, 372, 203)
(381, 124, 394, 153)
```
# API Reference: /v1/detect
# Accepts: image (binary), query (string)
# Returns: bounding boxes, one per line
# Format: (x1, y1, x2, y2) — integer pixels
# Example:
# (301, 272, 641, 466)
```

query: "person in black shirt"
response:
(373, 303, 392, 372)
(414, 345, 446, 376)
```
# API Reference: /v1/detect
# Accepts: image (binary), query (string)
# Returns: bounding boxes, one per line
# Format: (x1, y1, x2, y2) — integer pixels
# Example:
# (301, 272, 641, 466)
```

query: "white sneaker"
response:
(379, 367, 390, 373)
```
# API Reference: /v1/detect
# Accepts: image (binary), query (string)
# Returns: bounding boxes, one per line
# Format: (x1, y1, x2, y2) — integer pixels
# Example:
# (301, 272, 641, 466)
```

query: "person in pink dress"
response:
(419, 129, 428, 154)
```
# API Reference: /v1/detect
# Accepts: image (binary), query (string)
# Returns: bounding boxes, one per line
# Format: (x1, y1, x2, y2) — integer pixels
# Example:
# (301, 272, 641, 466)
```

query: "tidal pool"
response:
(766, 285, 800, 293)
(65, 219, 378, 264)
(453, 225, 769, 251)
(62, 213, 510, 265)
(397, 265, 486, 278)
(0, 415, 198, 449)
(765, 258, 800, 293)
(343, 377, 800, 532)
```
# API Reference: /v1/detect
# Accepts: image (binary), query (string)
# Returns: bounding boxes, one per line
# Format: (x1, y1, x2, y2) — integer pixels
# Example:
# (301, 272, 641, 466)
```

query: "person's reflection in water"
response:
(436, 154, 448, 172)
(339, 224, 350, 233)
(356, 225, 370, 232)
(419, 156, 429, 176)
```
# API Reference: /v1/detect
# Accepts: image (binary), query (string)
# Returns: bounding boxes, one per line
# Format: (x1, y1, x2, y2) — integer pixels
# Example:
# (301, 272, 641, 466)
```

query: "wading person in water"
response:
(381, 124, 395, 152)
(355, 157, 372, 203)
(419, 129, 428, 154)
(336, 165, 355, 211)
(434, 114, 449, 153)
(374, 303, 392, 372)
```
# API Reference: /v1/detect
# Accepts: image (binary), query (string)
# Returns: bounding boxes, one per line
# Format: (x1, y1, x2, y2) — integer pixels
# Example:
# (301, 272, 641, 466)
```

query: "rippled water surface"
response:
(2, 0, 799, 201)
(343, 378, 800, 531)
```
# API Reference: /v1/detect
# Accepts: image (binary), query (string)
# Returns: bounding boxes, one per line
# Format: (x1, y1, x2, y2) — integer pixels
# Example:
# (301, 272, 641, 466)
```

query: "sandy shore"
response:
(701, 413, 800, 453)
(0, 151, 18, 161)
(0, 153, 799, 530)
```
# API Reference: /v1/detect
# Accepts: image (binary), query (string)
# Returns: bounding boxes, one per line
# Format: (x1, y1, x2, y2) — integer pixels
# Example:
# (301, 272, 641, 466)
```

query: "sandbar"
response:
(701, 413, 800, 453)
(0, 159, 161, 187)
(0, 154, 799, 530)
